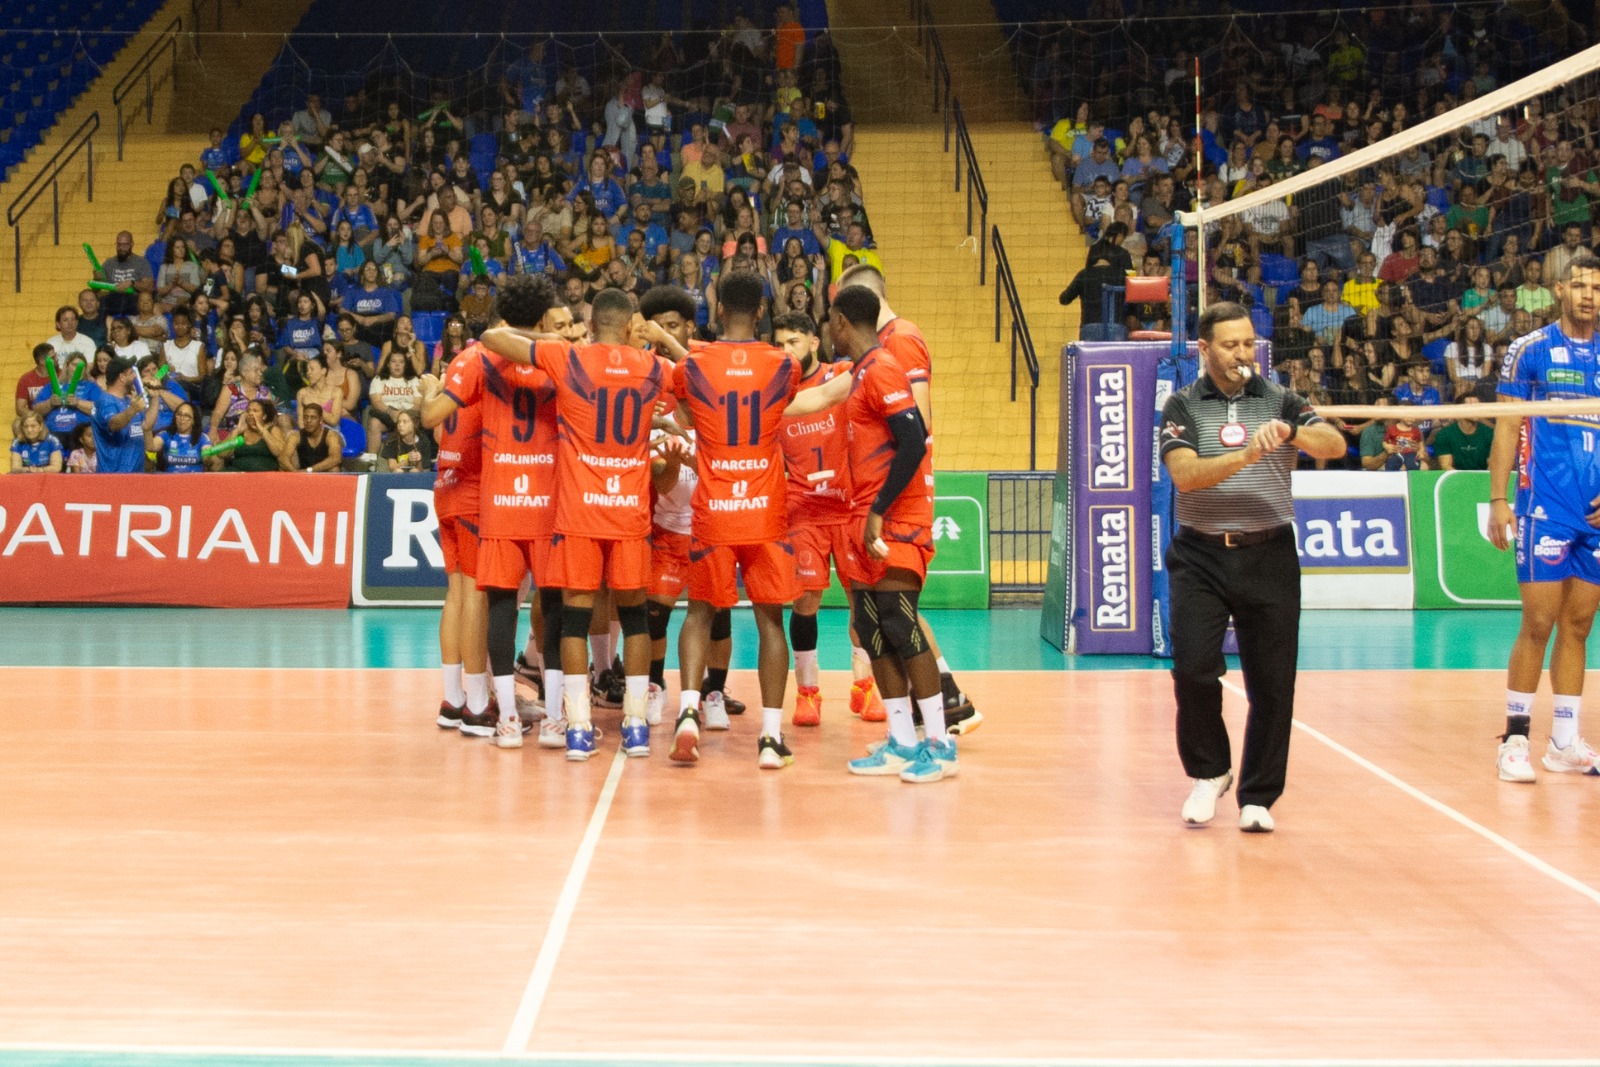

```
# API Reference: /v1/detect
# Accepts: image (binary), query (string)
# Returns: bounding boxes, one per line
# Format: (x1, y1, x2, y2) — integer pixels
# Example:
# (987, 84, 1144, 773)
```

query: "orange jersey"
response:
(779, 359, 854, 527)
(878, 316, 930, 386)
(433, 347, 484, 521)
(847, 346, 933, 528)
(443, 342, 561, 540)
(534, 341, 672, 540)
(672, 339, 801, 545)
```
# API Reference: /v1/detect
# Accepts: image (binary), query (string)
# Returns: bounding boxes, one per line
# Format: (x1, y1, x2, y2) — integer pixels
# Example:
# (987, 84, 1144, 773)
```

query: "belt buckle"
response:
(1223, 531, 1241, 549)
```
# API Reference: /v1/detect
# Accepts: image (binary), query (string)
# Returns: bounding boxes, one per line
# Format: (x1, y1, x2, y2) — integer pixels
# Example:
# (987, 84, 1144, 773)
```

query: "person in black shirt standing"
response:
(1159, 302, 1348, 832)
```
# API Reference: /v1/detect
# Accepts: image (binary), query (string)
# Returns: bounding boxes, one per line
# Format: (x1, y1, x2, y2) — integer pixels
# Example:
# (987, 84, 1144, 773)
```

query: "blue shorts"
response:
(1515, 512, 1600, 585)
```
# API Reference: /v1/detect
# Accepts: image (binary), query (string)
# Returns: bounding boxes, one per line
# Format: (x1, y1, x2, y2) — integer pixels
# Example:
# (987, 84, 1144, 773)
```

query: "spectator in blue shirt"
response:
(277, 293, 325, 364)
(90, 358, 150, 473)
(570, 154, 628, 223)
(10, 412, 63, 472)
(199, 127, 231, 173)
(1070, 138, 1121, 229)
(511, 219, 566, 276)
(1301, 280, 1357, 346)
(345, 262, 401, 346)
(331, 186, 378, 248)
(618, 202, 669, 263)
(503, 41, 549, 119)
(773, 199, 823, 256)
(1393, 359, 1443, 435)
(137, 357, 189, 435)
(147, 401, 212, 472)
(1297, 114, 1342, 163)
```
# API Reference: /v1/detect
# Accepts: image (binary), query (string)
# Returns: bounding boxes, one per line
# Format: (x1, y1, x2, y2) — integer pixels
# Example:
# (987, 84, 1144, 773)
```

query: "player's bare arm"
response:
(783, 372, 851, 417)
(418, 373, 456, 430)
(478, 326, 564, 364)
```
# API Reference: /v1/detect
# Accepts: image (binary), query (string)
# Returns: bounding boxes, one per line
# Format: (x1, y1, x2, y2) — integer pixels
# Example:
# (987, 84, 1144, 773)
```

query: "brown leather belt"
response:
(1178, 524, 1293, 549)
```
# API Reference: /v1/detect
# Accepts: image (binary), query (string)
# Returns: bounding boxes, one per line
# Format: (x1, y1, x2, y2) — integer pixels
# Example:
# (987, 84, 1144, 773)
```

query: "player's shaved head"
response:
(591, 288, 635, 331)
(832, 285, 881, 329)
(495, 274, 559, 328)
(836, 263, 885, 295)
(717, 271, 765, 317)
(639, 284, 697, 322)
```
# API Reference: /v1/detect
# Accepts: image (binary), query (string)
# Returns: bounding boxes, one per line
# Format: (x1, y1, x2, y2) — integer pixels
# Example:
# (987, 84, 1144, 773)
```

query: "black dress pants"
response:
(1167, 529, 1301, 809)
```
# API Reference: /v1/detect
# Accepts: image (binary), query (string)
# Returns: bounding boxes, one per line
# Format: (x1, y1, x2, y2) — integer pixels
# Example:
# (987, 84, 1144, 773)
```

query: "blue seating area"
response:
(0, 0, 167, 183)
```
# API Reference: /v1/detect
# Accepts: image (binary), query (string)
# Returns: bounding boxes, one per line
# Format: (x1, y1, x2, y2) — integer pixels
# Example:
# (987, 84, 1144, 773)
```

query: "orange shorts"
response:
(790, 520, 853, 593)
(650, 525, 692, 600)
(548, 532, 651, 592)
(476, 536, 553, 591)
(688, 537, 799, 608)
(439, 515, 481, 578)
(836, 515, 934, 588)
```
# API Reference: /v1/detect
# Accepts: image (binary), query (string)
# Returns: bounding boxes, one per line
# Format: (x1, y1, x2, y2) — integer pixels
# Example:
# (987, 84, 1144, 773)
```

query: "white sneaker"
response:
(538, 716, 568, 750)
(1498, 734, 1536, 782)
(494, 717, 523, 750)
(1239, 804, 1274, 833)
(1181, 772, 1234, 826)
(702, 690, 731, 730)
(1542, 735, 1600, 775)
(645, 683, 665, 726)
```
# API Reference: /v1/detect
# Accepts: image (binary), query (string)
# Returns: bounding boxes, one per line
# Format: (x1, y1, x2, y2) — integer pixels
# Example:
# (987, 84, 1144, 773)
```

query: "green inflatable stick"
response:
(67, 364, 84, 392)
(46, 358, 63, 399)
(83, 242, 105, 275)
(206, 169, 231, 203)
(201, 434, 245, 458)
(87, 280, 129, 293)
(469, 245, 487, 277)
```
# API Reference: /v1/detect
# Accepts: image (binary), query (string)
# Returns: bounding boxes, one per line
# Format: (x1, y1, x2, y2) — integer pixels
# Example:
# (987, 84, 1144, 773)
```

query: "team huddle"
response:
(416, 266, 981, 780)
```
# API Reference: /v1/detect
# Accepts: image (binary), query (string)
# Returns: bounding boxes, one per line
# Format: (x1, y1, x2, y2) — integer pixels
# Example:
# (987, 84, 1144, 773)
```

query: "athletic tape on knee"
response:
(710, 607, 732, 642)
(872, 589, 925, 662)
(486, 588, 521, 677)
(617, 601, 649, 639)
(852, 588, 886, 660)
(561, 604, 595, 642)
(647, 600, 672, 641)
(789, 610, 819, 652)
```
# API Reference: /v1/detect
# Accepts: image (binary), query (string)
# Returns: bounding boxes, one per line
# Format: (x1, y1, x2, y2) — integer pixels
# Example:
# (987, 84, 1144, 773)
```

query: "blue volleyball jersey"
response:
(11, 436, 62, 469)
(159, 431, 208, 472)
(1498, 323, 1600, 527)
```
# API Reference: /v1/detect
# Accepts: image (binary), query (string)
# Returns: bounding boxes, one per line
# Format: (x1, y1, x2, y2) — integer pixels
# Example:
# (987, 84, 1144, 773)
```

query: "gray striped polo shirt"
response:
(1158, 373, 1324, 533)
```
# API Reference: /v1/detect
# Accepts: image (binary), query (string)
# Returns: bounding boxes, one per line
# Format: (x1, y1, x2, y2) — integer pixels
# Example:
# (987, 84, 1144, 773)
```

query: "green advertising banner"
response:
(1408, 470, 1520, 608)
(820, 471, 990, 609)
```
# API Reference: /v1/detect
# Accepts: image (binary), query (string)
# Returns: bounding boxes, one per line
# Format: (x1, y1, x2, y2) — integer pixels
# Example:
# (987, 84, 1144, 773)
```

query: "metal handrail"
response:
(7, 112, 99, 293)
(992, 226, 1041, 470)
(112, 15, 183, 160)
(952, 100, 988, 285)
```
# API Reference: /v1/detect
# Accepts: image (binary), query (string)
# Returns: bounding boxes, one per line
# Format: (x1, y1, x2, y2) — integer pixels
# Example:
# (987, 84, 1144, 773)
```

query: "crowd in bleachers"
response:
(1044, 2, 1589, 471)
(11, 8, 884, 475)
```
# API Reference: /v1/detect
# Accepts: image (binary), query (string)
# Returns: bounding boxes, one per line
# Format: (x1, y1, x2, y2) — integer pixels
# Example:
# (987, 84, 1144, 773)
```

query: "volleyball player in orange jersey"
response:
(482, 288, 677, 762)
(667, 271, 803, 770)
(427, 340, 489, 733)
(836, 264, 983, 735)
(772, 310, 858, 727)
(421, 275, 572, 751)
(784, 286, 954, 782)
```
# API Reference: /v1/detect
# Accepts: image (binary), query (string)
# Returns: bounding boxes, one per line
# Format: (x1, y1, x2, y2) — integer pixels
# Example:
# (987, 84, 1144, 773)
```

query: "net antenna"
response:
(1177, 39, 1600, 232)
(1193, 55, 1206, 315)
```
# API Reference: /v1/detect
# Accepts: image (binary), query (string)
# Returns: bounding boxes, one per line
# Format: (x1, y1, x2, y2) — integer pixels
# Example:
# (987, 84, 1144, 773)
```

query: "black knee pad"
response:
(540, 588, 564, 665)
(561, 603, 595, 642)
(647, 600, 672, 641)
(617, 601, 649, 638)
(486, 587, 520, 677)
(789, 609, 819, 652)
(710, 606, 732, 642)
(872, 589, 925, 661)
(852, 588, 886, 660)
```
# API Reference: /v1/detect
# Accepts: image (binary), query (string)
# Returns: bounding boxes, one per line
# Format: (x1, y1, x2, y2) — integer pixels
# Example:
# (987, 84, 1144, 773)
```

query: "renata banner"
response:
(0, 474, 357, 608)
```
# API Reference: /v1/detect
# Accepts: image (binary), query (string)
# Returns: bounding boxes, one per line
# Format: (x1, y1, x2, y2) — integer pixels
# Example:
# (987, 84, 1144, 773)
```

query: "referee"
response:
(1158, 302, 1347, 832)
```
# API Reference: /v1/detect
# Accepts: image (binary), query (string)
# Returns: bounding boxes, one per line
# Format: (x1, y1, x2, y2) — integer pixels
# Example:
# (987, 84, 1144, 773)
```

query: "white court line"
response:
(1220, 678, 1600, 909)
(3, 1048, 1599, 1067)
(500, 745, 629, 1055)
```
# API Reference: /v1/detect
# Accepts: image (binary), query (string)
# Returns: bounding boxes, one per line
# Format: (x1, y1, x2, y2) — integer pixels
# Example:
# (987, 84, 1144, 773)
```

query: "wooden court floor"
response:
(3, 656, 1600, 1066)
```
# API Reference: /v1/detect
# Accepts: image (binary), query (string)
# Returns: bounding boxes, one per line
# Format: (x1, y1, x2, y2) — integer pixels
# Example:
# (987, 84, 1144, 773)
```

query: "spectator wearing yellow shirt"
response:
(680, 142, 727, 207)
(1046, 102, 1090, 185)
(827, 222, 882, 282)
(1341, 253, 1382, 315)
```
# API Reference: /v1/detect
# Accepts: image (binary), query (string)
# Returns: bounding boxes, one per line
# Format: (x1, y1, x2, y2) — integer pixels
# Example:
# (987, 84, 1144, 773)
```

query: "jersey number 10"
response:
(593, 386, 645, 446)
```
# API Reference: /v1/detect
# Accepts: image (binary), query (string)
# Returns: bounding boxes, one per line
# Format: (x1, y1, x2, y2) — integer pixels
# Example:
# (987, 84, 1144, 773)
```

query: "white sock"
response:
(1552, 694, 1581, 748)
(935, 655, 951, 674)
(564, 674, 592, 727)
(917, 693, 947, 742)
(680, 688, 701, 714)
(441, 662, 465, 707)
(762, 706, 782, 739)
(795, 649, 819, 688)
(884, 695, 917, 746)
(851, 645, 872, 681)
(493, 675, 517, 723)
(1507, 688, 1535, 719)
(464, 672, 490, 714)
(544, 669, 564, 716)
(624, 675, 648, 719)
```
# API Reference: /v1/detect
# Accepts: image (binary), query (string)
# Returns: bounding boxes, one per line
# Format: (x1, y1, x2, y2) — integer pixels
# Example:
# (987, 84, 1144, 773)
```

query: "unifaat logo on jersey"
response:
(0, 474, 356, 608)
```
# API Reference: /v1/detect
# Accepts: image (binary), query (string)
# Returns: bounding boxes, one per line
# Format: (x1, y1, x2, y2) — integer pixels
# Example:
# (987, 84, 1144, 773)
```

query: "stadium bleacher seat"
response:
(411, 311, 446, 349)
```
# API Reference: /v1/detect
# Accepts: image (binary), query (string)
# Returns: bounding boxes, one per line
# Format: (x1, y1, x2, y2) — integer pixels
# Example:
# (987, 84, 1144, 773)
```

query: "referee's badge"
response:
(1218, 423, 1247, 448)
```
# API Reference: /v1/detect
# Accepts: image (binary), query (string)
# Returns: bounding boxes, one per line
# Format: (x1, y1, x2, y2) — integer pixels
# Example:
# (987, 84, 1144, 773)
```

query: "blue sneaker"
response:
(621, 716, 650, 758)
(566, 723, 600, 762)
(848, 736, 921, 776)
(899, 738, 957, 783)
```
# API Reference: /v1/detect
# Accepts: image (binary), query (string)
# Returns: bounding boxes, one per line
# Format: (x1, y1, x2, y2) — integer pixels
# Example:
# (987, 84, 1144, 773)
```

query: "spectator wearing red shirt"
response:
(13, 344, 54, 438)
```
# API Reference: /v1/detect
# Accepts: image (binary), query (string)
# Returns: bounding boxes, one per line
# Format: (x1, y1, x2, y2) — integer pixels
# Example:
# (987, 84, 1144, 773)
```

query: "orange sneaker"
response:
(850, 677, 887, 722)
(793, 685, 822, 727)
